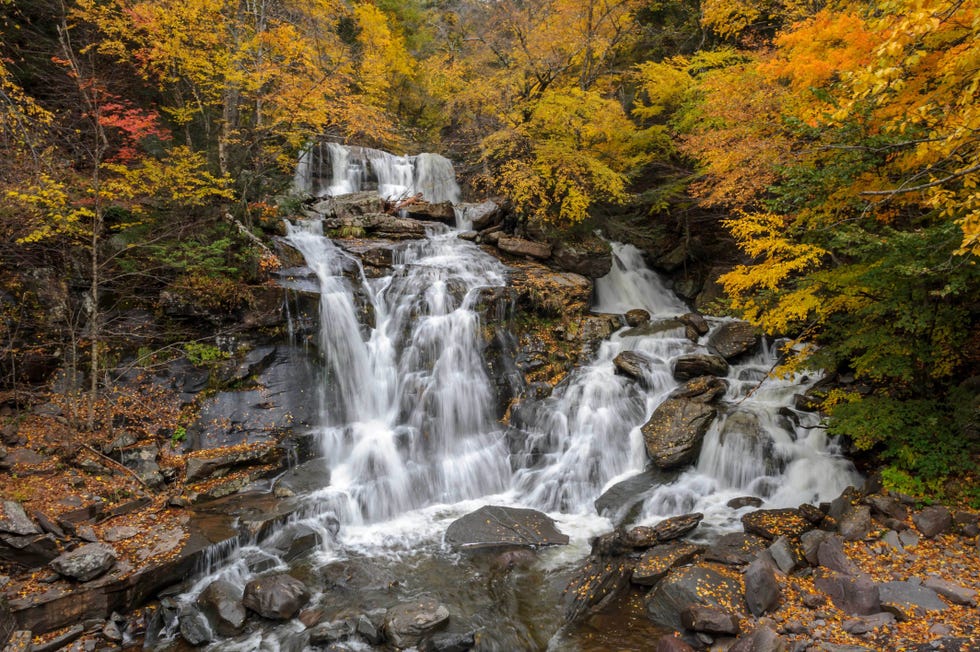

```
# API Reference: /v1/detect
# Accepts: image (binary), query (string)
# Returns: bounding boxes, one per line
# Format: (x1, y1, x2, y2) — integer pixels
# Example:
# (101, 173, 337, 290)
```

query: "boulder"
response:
(728, 496, 764, 510)
(49, 543, 117, 582)
(707, 321, 761, 360)
(912, 505, 952, 538)
(117, 445, 163, 488)
(704, 533, 769, 566)
(242, 574, 310, 620)
(814, 570, 880, 615)
(656, 637, 697, 652)
(728, 626, 788, 652)
(842, 612, 895, 635)
(877, 581, 947, 616)
(308, 619, 356, 645)
(625, 309, 650, 327)
(402, 200, 456, 225)
(866, 494, 907, 521)
(767, 536, 802, 574)
(0, 502, 39, 536)
(497, 236, 552, 260)
(185, 444, 281, 483)
(0, 533, 60, 568)
(384, 596, 450, 648)
(196, 579, 246, 636)
(179, 607, 212, 646)
(420, 631, 476, 652)
(744, 557, 780, 615)
(461, 200, 504, 231)
(641, 399, 717, 469)
(816, 536, 860, 575)
(562, 556, 632, 623)
(922, 576, 976, 605)
(669, 376, 728, 404)
(594, 467, 677, 524)
(313, 191, 385, 218)
(678, 313, 710, 337)
(645, 565, 744, 631)
(672, 354, 729, 381)
(838, 505, 872, 541)
(550, 238, 613, 278)
(741, 508, 814, 540)
(632, 542, 701, 586)
(613, 350, 654, 385)
(650, 513, 703, 543)
(681, 605, 740, 635)
(444, 505, 569, 549)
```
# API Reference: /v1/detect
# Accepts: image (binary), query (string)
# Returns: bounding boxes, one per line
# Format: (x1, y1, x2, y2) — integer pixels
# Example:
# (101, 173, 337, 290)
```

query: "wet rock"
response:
(798, 502, 827, 524)
(728, 625, 788, 652)
(613, 350, 654, 385)
(681, 605, 740, 635)
(242, 574, 310, 620)
(497, 236, 552, 260)
(594, 467, 677, 524)
(669, 376, 728, 404)
(672, 354, 729, 380)
(50, 543, 117, 582)
(866, 494, 907, 521)
(632, 542, 701, 586)
(912, 505, 952, 538)
(838, 505, 872, 541)
(728, 496, 764, 510)
(651, 513, 703, 542)
(707, 321, 761, 361)
(645, 565, 744, 631)
(922, 576, 976, 605)
(625, 309, 650, 327)
(313, 191, 385, 218)
(562, 556, 632, 623)
(0, 502, 39, 536)
(402, 200, 455, 225)
(196, 579, 246, 636)
(384, 596, 450, 648)
(656, 636, 697, 652)
(678, 313, 710, 337)
(184, 444, 281, 483)
(704, 532, 769, 566)
(842, 612, 895, 635)
(741, 508, 814, 541)
(744, 557, 780, 615)
(309, 619, 356, 645)
(179, 607, 212, 646)
(641, 399, 717, 469)
(877, 581, 947, 616)
(420, 631, 476, 652)
(356, 612, 384, 645)
(509, 265, 592, 318)
(814, 570, 880, 615)
(444, 505, 569, 549)
(550, 237, 612, 278)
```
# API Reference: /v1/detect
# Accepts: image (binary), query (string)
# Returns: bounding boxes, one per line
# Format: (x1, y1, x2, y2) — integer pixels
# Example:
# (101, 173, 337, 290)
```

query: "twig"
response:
(223, 212, 275, 258)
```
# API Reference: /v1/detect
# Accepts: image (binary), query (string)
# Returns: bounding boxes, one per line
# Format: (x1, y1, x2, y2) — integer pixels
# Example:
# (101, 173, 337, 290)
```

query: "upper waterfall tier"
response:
(293, 142, 461, 204)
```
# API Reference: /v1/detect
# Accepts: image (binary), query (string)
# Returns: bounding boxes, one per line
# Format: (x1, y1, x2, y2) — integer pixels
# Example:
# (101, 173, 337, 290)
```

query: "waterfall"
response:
(292, 142, 460, 204)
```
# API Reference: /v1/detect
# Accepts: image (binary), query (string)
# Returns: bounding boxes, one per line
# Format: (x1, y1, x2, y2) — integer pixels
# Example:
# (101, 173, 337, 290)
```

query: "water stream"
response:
(172, 145, 858, 650)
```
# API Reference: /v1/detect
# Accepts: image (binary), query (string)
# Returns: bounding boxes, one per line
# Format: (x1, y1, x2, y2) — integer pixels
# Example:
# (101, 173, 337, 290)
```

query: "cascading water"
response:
(172, 156, 860, 651)
(293, 143, 461, 204)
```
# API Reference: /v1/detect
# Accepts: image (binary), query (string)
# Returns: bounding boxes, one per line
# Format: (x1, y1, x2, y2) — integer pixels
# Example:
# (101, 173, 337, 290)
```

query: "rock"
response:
(308, 619, 355, 645)
(652, 513, 703, 542)
(912, 505, 952, 538)
(814, 570, 881, 615)
(444, 505, 568, 549)
(117, 445, 163, 488)
(242, 574, 310, 620)
(656, 636, 697, 652)
(741, 508, 814, 541)
(5, 631, 31, 651)
(420, 631, 476, 652)
(645, 565, 745, 631)
(356, 613, 384, 645)
(594, 467, 677, 524)
(497, 236, 552, 260)
(0, 533, 60, 568)
(707, 321, 761, 361)
(196, 579, 246, 636)
(550, 237, 613, 277)
(798, 502, 827, 524)
(641, 399, 717, 469)
(866, 494, 907, 521)
(678, 313, 710, 337)
(669, 376, 728, 404)
(704, 533, 769, 566)
(728, 496, 764, 510)
(314, 191, 385, 218)
(178, 607, 212, 646)
(681, 605, 740, 635)
(898, 530, 919, 548)
(842, 612, 895, 635)
(185, 445, 281, 483)
(881, 529, 904, 552)
(625, 309, 650, 327)
(744, 557, 780, 615)
(816, 536, 860, 575)
(562, 556, 632, 623)
(461, 200, 503, 231)
(0, 502, 39, 536)
(922, 576, 976, 605)
(632, 542, 702, 586)
(384, 596, 450, 648)
(728, 625, 788, 652)
(672, 354, 729, 380)
(402, 200, 456, 225)
(102, 526, 139, 543)
(877, 581, 947, 616)
(838, 505, 872, 541)
(768, 537, 802, 574)
(800, 529, 833, 565)
(509, 265, 592, 318)
(50, 543, 117, 582)
(613, 350, 654, 385)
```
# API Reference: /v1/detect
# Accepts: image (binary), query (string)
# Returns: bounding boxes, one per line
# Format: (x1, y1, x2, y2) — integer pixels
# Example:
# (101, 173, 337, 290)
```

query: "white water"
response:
(293, 143, 460, 204)
(176, 159, 859, 649)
